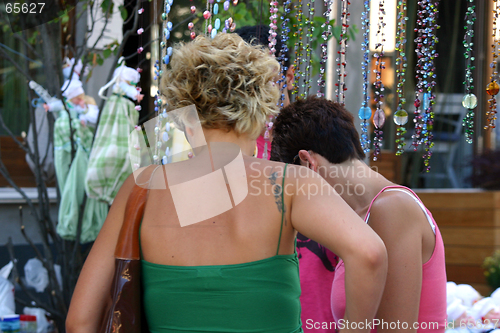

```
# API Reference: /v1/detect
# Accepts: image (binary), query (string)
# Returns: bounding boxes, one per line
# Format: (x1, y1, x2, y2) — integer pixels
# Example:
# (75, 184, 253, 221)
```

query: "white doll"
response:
(455, 284, 482, 308)
(470, 297, 500, 326)
(447, 299, 475, 330)
(44, 79, 99, 127)
(62, 57, 89, 80)
(112, 66, 144, 103)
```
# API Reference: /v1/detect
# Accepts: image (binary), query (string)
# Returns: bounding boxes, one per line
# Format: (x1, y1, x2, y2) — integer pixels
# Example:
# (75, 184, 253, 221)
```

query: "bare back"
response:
(140, 156, 296, 267)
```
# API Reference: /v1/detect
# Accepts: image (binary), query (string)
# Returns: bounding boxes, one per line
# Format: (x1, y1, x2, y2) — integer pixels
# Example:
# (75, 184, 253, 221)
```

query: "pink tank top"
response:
(330, 186, 447, 333)
(256, 135, 272, 159)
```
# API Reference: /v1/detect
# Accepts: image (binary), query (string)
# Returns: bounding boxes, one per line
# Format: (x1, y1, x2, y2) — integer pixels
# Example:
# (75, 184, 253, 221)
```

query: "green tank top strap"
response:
(276, 163, 288, 255)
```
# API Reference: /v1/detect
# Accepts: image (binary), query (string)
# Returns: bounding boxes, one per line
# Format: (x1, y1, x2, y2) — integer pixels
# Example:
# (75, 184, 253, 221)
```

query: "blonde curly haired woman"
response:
(66, 33, 388, 333)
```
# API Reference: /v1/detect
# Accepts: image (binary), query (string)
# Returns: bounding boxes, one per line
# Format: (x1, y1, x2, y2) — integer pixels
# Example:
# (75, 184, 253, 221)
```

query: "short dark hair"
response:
(270, 96, 365, 164)
(233, 24, 291, 69)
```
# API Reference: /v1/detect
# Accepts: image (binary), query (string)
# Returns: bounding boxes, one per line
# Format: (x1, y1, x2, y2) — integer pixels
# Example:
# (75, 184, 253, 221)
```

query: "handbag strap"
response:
(114, 184, 148, 260)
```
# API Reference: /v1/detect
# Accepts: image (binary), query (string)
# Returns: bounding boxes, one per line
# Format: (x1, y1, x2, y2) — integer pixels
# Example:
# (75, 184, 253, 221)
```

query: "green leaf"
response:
(96, 55, 104, 66)
(103, 48, 112, 58)
(119, 5, 128, 20)
(61, 13, 69, 24)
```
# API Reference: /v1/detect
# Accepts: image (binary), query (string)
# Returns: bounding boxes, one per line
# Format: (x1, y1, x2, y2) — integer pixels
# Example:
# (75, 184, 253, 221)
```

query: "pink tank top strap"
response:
(364, 186, 409, 222)
(364, 185, 434, 228)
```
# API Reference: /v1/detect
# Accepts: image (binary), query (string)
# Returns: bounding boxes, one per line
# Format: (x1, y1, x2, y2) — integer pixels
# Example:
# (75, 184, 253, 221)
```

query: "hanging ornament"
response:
(372, 0, 385, 161)
(317, 0, 333, 97)
(486, 1, 500, 129)
(412, 0, 439, 172)
(394, 0, 408, 156)
(300, 0, 315, 98)
(461, 1, 476, 143)
(269, 1, 279, 57)
(358, 0, 371, 153)
(292, 0, 304, 96)
(277, 0, 291, 109)
(334, 0, 350, 105)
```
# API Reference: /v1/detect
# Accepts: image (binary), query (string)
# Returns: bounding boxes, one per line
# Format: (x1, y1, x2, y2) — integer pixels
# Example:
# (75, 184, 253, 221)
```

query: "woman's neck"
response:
(193, 128, 256, 157)
(320, 159, 393, 215)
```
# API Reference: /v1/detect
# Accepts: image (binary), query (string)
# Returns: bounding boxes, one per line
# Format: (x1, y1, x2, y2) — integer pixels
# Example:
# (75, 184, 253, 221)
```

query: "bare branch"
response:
(0, 47, 34, 81)
(18, 207, 45, 262)
(11, 33, 42, 59)
(6, 238, 64, 320)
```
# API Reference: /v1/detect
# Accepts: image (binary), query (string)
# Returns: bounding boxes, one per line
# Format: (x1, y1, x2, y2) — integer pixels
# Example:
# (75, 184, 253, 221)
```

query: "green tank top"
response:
(141, 164, 303, 333)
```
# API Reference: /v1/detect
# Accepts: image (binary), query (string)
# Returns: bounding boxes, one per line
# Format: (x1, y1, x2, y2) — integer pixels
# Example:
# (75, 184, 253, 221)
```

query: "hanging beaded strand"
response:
(131, 0, 145, 170)
(462, 1, 476, 143)
(358, 0, 371, 153)
(317, 0, 332, 97)
(412, 0, 439, 171)
(486, 1, 500, 129)
(422, 1, 439, 171)
(223, 0, 237, 34)
(335, 0, 350, 105)
(278, 0, 291, 108)
(292, 0, 304, 96)
(301, 0, 315, 98)
(135, 3, 145, 108)
(261, 0, 281, 160)
(394, 0, 408, 156)
(269, 1, 279, 57)
(156, 0, 173, 164)
(372, 0, 386, 161)
(189, 0, 196, 39)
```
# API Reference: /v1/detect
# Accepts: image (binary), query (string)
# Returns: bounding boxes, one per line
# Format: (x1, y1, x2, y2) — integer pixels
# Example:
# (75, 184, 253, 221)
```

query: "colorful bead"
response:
(203, 10, 211, 19)
(190, 5, 196, 13)
(358, 106, 372, 120)
(223, 1, 229, 10)
(393, 109, 408, 126)
(462, 94, 478, 109)
(188, 22, 194, 30)
(487, 81, 499, 96)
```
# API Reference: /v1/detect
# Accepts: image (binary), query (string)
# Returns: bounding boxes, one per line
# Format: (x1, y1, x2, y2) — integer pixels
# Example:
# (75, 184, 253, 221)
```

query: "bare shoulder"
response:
(368, 189, 426, 234)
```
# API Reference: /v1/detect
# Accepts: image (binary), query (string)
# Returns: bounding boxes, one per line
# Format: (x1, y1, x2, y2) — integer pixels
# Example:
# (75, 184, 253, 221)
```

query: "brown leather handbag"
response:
(99, 185, 150, 333)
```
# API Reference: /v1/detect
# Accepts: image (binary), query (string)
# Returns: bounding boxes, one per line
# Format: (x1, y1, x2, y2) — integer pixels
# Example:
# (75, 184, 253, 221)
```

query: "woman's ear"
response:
(286, 65, 295, 91)
(298, 149, 318, 172)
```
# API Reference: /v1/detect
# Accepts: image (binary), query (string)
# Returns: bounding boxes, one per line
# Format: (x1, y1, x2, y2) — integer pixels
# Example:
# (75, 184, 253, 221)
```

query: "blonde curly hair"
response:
(161, 33, 281, 139)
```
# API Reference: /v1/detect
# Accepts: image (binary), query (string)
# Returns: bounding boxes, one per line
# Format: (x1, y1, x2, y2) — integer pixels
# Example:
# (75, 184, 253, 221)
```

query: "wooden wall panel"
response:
(416, 190, 500, 296)
(0, 136, 36, 187)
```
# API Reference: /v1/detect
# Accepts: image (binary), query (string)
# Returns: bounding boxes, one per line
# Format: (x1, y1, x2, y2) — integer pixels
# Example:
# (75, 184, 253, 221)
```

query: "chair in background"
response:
(418, 93, 467, 188)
